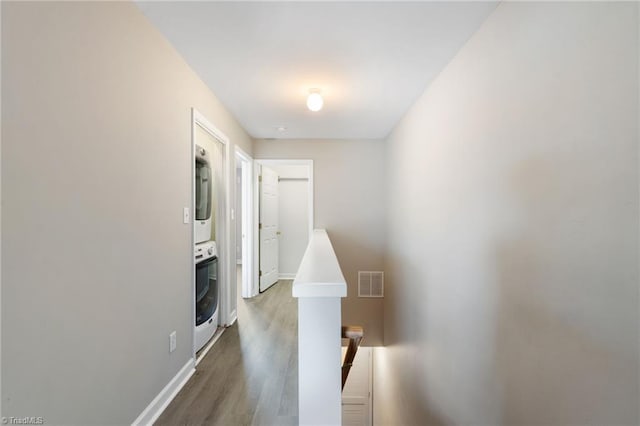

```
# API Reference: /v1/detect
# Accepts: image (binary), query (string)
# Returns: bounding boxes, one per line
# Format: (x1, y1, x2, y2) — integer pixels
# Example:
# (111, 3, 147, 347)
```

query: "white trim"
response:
(192, 109, 232, 354)
(234, 146, 256, 299)
(252, 161, 261, 297)
(228, 309, 238, 326)
(279, 273, 297, 280)
(223, 140, 232, 327)
(190, 110, 197, 365)
(131, 358, 195, 426)
(254, 159, 314, 297)
(293, 229, 347, 298)
(368, 347, 373, 426)
(193, 109, 230, 145)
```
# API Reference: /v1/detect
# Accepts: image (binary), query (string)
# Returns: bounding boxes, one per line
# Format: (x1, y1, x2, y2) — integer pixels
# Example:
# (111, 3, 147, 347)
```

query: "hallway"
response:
(156, 280, 298, 426)
(3, 2, 639, 425)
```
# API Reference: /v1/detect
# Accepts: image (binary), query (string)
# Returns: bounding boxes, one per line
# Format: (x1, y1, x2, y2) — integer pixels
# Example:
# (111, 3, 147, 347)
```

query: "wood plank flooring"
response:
(156, 279, 298, 426)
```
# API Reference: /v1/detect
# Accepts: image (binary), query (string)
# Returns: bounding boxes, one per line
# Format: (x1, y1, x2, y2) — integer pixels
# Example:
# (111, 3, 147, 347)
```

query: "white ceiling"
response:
(136, 1, 498, 140)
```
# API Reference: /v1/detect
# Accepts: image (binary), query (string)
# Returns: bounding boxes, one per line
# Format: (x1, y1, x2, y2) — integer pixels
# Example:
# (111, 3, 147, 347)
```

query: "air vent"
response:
(358, 271, 384, 298)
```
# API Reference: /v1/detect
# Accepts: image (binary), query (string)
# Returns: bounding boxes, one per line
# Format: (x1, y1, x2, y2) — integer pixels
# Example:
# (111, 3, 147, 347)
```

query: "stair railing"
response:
(341, 326, 364, 390)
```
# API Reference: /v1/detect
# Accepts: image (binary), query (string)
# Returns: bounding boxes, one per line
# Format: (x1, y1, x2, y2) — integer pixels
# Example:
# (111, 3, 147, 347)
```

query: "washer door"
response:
(195, 256, 218, 326)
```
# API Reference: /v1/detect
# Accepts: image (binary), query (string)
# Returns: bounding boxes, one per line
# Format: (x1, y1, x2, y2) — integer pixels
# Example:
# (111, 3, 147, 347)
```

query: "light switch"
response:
(169, 331, 177, 353)
(183, 207, 190, 224)
(231, 208, 235, 220)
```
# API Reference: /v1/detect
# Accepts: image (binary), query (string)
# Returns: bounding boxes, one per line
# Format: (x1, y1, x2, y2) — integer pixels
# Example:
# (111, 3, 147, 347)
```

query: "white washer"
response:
(195, 240, 218, 352)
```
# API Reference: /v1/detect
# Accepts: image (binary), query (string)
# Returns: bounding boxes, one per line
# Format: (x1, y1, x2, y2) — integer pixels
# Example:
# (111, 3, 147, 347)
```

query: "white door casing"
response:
(259, 165, 279, 291)
(191, 108, 234, 353)
(235, 146, 255, 299)
(253, 159, 313, 298)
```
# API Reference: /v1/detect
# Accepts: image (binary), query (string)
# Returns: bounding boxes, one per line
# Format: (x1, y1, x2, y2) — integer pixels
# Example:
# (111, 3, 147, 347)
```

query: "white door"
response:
(259, 165, 279, 291)
(271, 165, 309, 278)
(342, 347, 372, 426)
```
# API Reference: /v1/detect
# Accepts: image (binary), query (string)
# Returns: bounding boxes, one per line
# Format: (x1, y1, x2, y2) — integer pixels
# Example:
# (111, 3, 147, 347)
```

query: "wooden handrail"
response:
(341, 325, 364, 390)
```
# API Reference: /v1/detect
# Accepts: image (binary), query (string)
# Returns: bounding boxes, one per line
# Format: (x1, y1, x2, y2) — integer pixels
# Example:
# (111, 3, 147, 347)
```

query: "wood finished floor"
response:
(156, 279, 298, 426)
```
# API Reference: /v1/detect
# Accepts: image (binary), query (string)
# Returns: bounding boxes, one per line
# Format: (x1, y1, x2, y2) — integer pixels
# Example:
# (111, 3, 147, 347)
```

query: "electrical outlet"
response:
(183, 207, 190, 224)
(169, 331, 177, 353)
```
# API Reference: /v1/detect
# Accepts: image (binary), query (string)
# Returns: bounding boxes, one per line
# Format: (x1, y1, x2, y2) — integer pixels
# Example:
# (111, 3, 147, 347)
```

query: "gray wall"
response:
(376, 2, 639, 425)
(253, 139, 386, 345)
(1, 2, 251, 423)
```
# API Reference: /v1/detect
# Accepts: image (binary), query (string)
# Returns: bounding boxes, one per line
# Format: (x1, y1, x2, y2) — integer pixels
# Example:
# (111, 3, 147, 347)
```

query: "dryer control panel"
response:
(195, 240, 217, 262)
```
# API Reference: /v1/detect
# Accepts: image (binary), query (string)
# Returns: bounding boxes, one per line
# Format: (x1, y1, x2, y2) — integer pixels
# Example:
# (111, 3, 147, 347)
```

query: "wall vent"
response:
(358, 271, 384, 298)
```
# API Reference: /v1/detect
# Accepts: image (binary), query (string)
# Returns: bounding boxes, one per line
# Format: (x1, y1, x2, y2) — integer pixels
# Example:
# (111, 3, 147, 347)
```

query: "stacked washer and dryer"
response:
(194, 144, 219, 352)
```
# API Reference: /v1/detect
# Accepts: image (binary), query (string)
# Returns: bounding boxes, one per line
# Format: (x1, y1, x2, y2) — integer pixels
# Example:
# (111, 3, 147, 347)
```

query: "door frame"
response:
(191, 108, 232, 357)
(253, 159, 314, 294)
(234, 146, 255, 299)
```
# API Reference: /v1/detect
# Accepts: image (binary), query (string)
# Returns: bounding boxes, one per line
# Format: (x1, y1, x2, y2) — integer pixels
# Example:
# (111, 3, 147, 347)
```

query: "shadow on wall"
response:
(378, 149, 639, 425)
(377, 248, 449, 425)
(326, 229, 385, 346)
(373, 344, 448, 426)
(381, 251, 418, 349)
(494, 153, 639, 425)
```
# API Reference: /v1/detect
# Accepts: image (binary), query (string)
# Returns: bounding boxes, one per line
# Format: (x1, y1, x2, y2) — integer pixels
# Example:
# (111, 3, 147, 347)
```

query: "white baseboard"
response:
(131, 358, 195, 426)
(278, 273, 296, 280)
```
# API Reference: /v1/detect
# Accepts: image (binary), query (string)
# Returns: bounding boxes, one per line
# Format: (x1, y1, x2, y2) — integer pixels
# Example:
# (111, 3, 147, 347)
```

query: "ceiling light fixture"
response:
(306, 89, 323, 112)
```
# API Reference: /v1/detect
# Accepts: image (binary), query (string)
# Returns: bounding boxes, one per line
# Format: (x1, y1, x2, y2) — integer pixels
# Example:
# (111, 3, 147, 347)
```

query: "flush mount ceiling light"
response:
(306, 89, 323, 112)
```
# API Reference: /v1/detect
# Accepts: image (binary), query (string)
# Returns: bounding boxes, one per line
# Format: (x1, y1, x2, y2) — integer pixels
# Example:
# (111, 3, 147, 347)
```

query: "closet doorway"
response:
(254, 160, 314, 293)
(192, 109, 234, 359)
(234, 146, 255, 299)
